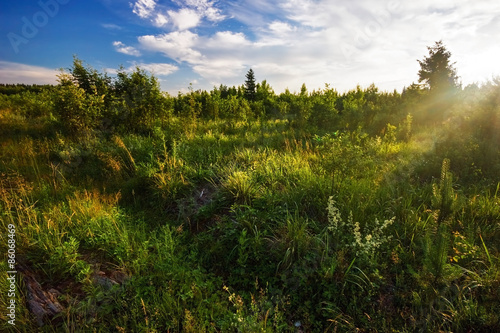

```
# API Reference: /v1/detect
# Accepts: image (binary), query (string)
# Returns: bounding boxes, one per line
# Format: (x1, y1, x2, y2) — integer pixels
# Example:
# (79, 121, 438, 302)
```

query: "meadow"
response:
(0, 58, 499, 332)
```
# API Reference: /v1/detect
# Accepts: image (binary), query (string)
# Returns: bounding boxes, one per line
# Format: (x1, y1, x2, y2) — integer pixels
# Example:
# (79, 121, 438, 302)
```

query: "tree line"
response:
(0, 41, 482, 137)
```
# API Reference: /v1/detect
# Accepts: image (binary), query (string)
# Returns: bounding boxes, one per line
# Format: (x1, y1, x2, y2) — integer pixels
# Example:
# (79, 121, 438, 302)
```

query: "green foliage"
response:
(400, 113, 413, 141)
(46, 236, 92, 283)
(222, 284, 290, 332)
(51, 57, 173, 135)
(309, 84, 339, 129)
(70, 56, 111, 99)
(54, 72, 106, 134)
(113, 66, 169, 132)
(1, 90, 54, 118)
(0, 83, 54, 95)
(273, 213, 313, 270)
(153, 153, 193, 203)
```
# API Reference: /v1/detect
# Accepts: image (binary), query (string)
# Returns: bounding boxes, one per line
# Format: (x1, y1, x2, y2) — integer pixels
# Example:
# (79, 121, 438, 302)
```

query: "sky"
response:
(1, 0, 500, 95)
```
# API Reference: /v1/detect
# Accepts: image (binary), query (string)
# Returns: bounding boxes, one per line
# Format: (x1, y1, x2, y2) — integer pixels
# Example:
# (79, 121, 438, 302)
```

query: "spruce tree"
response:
(244, 68, 256, 101)
(417, 41, 459, 94)
(417, 41, 460, 123)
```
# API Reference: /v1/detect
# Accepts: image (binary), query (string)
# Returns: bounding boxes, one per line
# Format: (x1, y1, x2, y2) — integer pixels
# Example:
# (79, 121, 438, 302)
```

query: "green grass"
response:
(1, 84, 500, 332)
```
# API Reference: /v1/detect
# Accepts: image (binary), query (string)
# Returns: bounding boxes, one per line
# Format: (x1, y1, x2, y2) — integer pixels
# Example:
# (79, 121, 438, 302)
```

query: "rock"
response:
(18, 264, 64, 326)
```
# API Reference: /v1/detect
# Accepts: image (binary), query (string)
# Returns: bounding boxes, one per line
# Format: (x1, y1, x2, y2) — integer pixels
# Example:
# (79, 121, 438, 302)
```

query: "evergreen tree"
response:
(417, 41, 460, 123)
(244, 68, 256, 101)
(417, 41, 459, 94)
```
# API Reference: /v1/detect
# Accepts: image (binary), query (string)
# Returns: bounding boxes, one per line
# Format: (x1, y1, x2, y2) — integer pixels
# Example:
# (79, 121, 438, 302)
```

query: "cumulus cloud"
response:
(140, 63, 178, 76)
(168, 8, 201, 30)
(193, 60, 245, 79)
(139, 31, 204, 64)
(268, 21, 295, 34)
(204, 6, 226, 22)
(113, 41, 141, 56)
(153, 13, 169, 27)
(205, 31, 250, 49)
(138, 30, 251, 80)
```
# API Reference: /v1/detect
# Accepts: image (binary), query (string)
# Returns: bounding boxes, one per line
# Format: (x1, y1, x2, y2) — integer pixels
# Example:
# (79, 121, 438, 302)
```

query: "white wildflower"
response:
(326, 198, 395, 262)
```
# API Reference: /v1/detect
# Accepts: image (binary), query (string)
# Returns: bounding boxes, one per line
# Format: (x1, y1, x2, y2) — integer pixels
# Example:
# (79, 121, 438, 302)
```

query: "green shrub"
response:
(53, 73, 105, 134)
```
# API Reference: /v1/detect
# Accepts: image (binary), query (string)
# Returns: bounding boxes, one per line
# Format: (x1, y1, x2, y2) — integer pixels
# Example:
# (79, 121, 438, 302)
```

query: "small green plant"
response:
(432, 158, 458, 226)
(46, 237, 92, 283)
(54, 72, 106, 134)
(424, 159, 461, 281)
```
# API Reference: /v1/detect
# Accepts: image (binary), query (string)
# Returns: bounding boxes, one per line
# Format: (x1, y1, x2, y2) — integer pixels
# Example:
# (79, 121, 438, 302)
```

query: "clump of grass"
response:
(219, 167, 261, 205)
(152, 154, 193, 203)
(112, 135, 137, 175)
(279, 215, 313, 270)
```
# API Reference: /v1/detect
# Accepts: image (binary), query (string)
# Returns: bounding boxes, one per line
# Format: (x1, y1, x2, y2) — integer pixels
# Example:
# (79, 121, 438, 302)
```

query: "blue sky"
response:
(1, 0, 500, 94)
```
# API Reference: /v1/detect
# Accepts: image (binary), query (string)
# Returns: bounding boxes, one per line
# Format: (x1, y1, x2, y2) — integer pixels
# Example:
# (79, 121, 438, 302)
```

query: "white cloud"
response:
(205, 31, 250, 49)
(183, 0, 225, 22)
(138, 30, 248, 81)
(127, 62, 179, 76)
(131, 0, 156, 18)
(113, 41, 141, 56)
(193, 59, 244, 79)
(131, 0, 224, 30)
(268, 21, 295, 34)
(106, 62, 179, 79)
(153, 13, 169, 27)
(0, 61, 58, 85)
(139, 31, 204, 64)
(227, 0, 280, 27)
(278, 0, 358, 29)
(135, 0, 500, 94)
(204, 6, 225, 22)
(102, 23, 122, 30)
(168, 8, 201, 30)
(138, 63, 179, 76)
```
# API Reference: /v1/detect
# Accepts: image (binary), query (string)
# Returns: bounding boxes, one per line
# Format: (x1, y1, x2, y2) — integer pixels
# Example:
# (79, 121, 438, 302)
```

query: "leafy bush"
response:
(53, 73, 105, 134)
